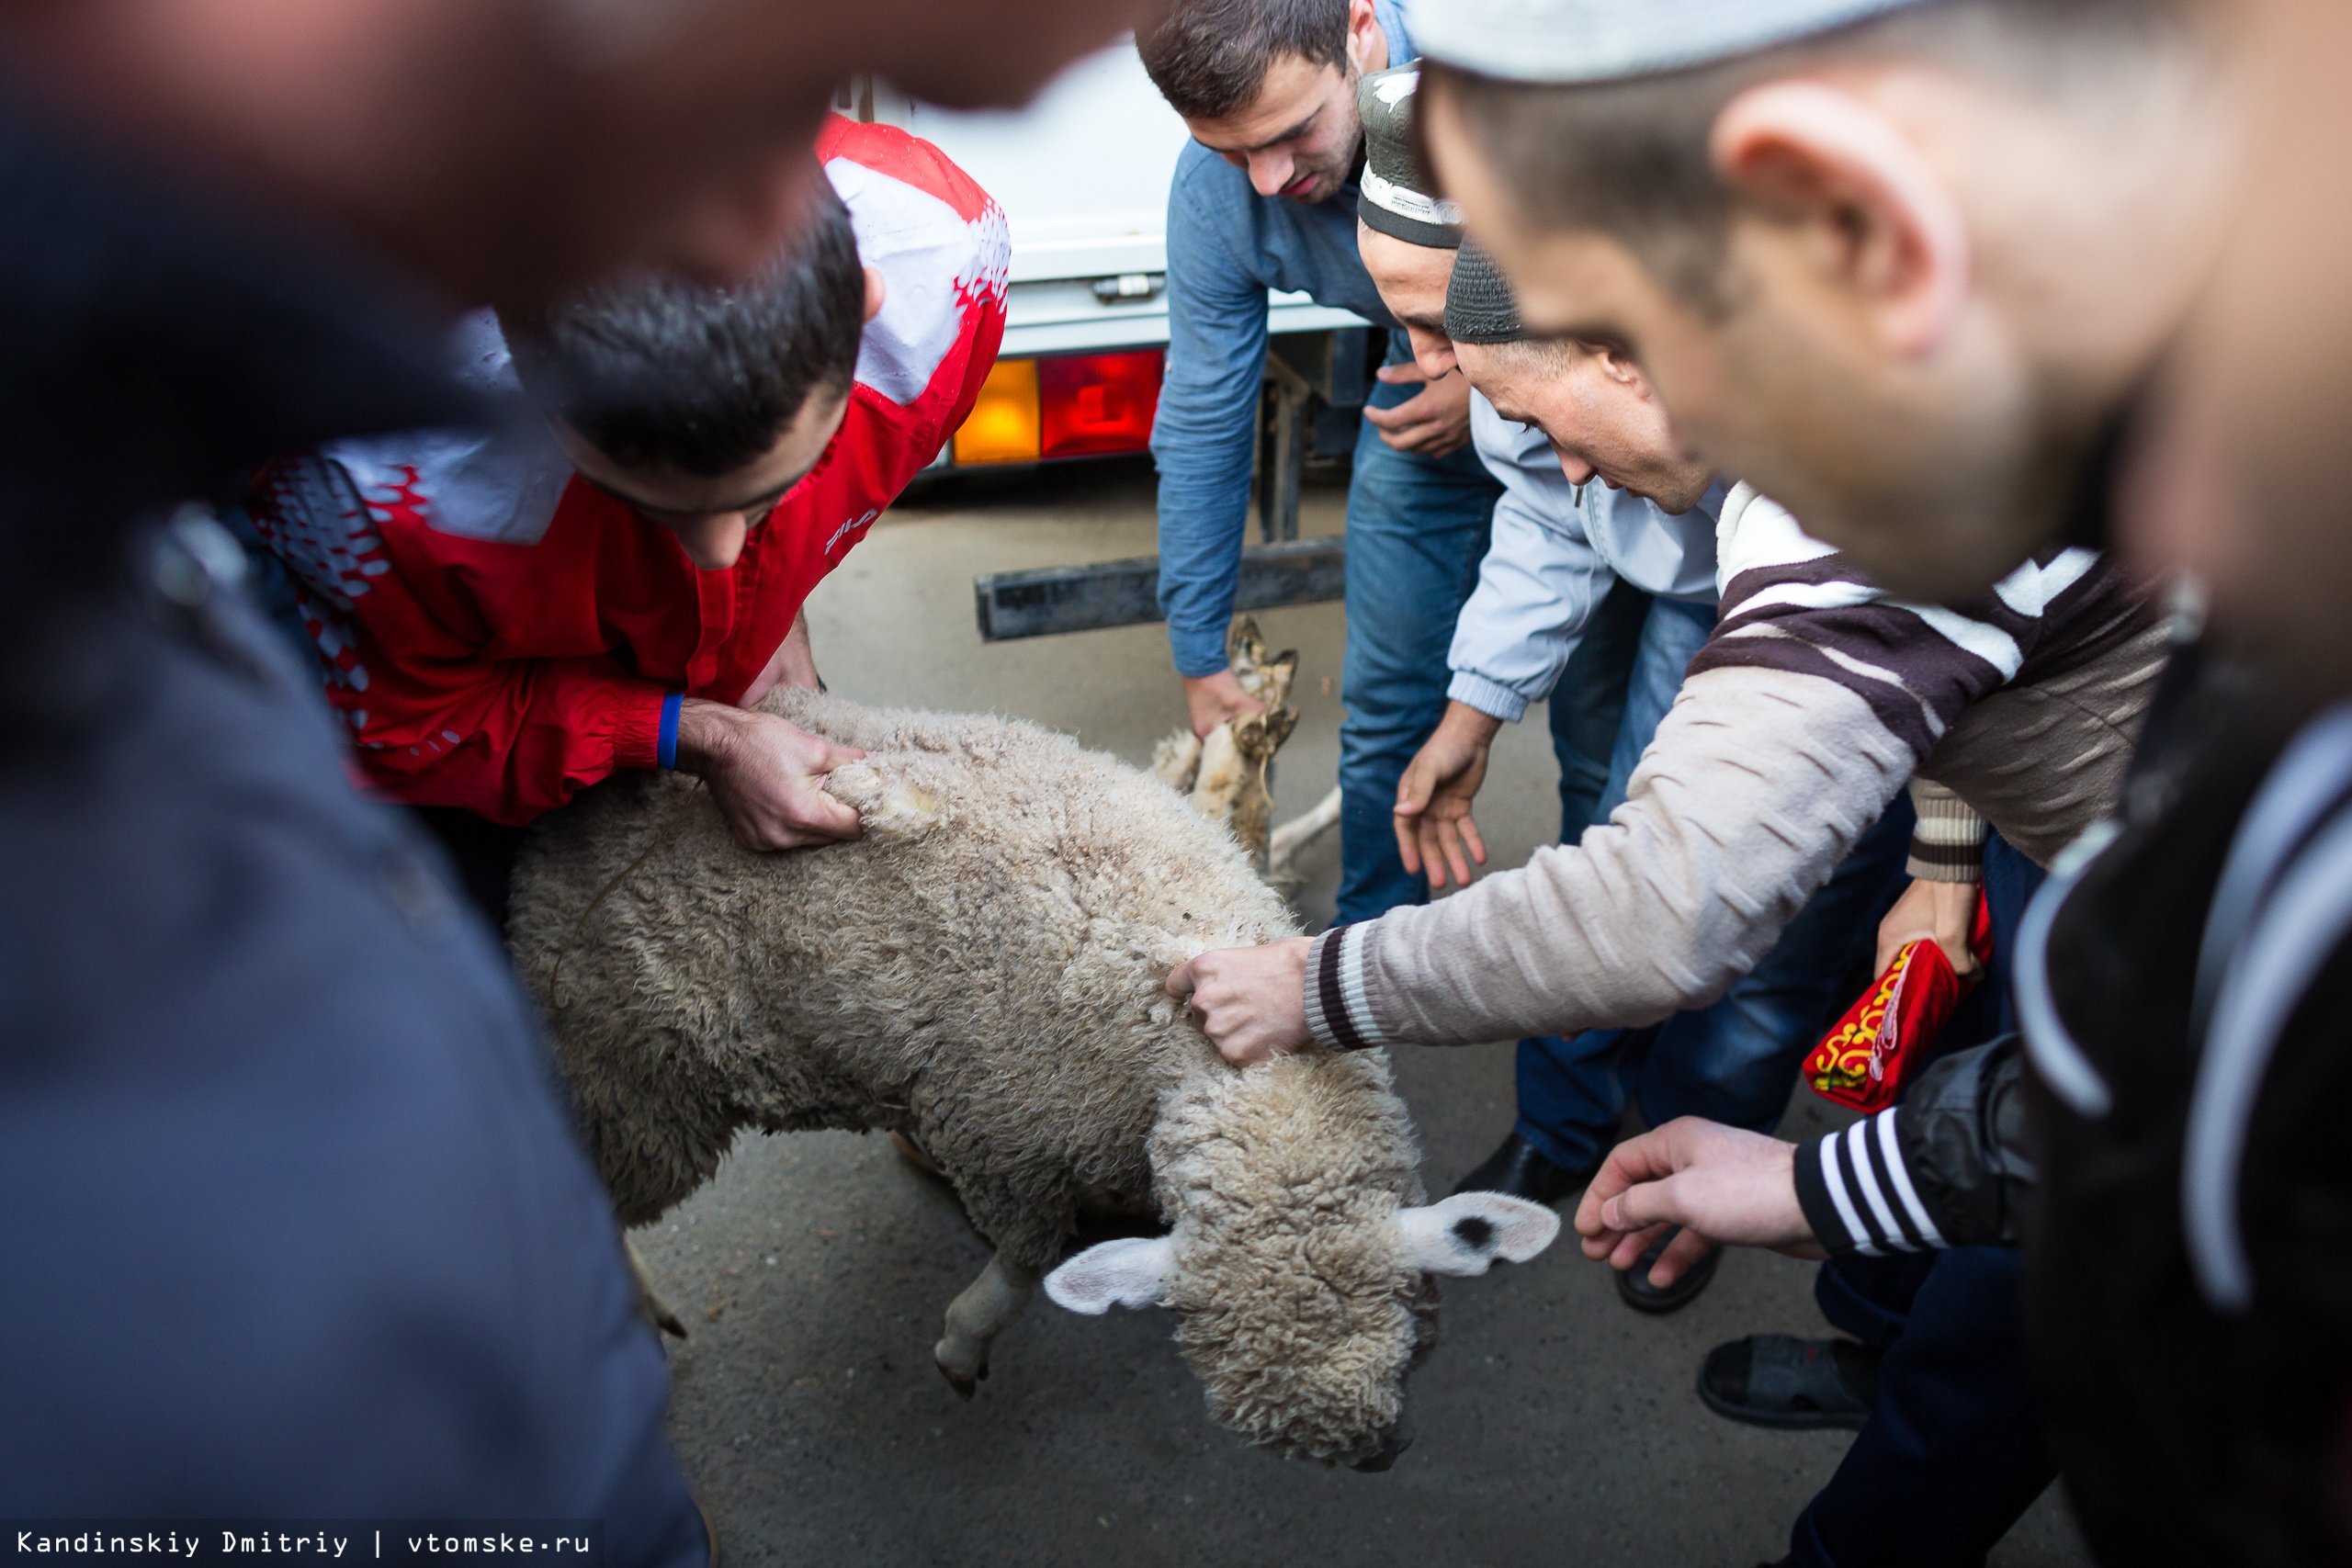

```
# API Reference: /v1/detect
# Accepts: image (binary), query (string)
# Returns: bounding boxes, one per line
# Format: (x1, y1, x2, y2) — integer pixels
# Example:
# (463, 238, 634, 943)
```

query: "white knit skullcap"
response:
(1408, 0, 1936, 84)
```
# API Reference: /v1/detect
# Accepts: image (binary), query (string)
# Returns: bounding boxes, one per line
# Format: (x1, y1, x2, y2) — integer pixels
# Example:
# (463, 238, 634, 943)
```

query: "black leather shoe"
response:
(1452, 1132, 1599, 1207)
(1615, 1225, 1719, 1314)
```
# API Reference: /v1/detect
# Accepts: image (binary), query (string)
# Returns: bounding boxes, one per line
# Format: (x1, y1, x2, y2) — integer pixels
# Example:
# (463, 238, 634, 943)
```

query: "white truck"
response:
(850, 42, 1374, 640)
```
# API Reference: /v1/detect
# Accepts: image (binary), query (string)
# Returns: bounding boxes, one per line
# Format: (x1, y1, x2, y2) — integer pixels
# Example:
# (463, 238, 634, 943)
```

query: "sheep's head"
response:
(1042, 1053, 1557, 1470)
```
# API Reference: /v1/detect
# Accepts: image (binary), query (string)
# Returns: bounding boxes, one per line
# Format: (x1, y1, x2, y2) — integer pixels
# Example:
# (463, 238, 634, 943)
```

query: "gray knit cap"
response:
(1408, 0, 1934, 84)
(1443, 241, 1524, 345)
(1355, 66, 1462, 249)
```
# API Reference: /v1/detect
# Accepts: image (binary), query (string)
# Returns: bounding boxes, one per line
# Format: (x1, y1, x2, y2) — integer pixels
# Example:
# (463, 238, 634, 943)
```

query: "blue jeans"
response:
(1792, 833, 2056, 1568)
(1512, 596, 1913, 1173)
(1546, 578, 1650, 844)
(1335, 344, 1506, 923)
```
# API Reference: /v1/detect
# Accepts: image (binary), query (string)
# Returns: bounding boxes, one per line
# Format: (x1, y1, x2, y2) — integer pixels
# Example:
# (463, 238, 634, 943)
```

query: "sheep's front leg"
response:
(625, 1235, 688, 1339)
(933, 1252, 1039, 1400)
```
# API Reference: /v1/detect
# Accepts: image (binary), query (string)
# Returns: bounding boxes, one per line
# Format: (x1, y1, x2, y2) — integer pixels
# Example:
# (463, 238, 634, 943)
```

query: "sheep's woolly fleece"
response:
(510, 688, 1305, 1269)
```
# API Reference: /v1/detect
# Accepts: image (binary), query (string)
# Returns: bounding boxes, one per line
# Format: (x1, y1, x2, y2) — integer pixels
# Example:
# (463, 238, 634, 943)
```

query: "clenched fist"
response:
(675, 699, 866, 852)
(1165, 937, 1314, 1066)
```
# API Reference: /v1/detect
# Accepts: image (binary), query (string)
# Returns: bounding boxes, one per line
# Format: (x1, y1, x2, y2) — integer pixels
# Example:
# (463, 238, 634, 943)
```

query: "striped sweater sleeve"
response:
(1691, 486, 2151, 764)
(1295, 487, 2158, 1056)
(1907, 777, 1988, 883)
(1300, 921, 1377, 1051)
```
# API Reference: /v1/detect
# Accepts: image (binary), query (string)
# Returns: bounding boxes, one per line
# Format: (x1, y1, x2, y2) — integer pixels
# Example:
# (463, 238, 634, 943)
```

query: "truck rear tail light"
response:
(953, 358, 1044, 465)
(948, 351, 1165, 467)
(1039, 350, 1162, 459)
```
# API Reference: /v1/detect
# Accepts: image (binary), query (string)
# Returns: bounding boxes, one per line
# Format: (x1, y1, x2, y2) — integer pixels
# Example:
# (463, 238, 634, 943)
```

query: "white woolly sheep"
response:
(506, 686, 1557, 1469)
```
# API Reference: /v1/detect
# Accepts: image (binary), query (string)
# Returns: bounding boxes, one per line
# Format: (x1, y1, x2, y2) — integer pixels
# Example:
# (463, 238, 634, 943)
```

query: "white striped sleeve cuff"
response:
(1792, 1109, 1950, 1258)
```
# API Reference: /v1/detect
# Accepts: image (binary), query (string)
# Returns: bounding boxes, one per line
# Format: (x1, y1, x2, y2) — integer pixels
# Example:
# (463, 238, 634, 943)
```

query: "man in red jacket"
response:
(245, 117, 1007, 897)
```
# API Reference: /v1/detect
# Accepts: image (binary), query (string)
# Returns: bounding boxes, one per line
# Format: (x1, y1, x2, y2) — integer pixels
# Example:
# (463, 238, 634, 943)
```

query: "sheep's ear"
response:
(1396, 1192, 1560, 1277)
(1043, 1235, 1176, 1314)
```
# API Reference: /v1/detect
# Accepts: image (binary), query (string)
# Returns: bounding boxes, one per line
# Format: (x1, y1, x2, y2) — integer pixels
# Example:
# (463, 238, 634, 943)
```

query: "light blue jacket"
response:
(1448, 395, 1722, 722)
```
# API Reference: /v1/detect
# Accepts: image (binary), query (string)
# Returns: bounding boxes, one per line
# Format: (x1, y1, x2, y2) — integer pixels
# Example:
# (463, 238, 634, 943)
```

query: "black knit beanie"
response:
(1444, 240, 1526, 344)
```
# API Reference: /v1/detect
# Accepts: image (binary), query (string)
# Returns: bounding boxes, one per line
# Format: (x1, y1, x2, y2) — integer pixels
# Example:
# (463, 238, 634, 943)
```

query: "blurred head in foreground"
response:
(1416, 0, 2243, 600)
(0, 0, 1162, 304)
(2121, 0, 2352, 704)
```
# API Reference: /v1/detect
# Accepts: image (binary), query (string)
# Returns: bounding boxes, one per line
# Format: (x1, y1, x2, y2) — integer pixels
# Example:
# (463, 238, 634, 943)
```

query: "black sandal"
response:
(1698, 1334, 1879, 1430)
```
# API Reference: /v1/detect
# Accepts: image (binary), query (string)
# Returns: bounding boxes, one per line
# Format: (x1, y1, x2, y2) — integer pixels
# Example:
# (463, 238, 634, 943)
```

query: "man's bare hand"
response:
(1165, 937, 1313, 1066)
(1363, 364, 1473, 458)
(1573, 1118, 1824, 1290)
(674, 699, 865, 852)
(1182, 667, 1267, 739)
(1875, 876, 1983, 976)
(1395, 700, 1503, 889)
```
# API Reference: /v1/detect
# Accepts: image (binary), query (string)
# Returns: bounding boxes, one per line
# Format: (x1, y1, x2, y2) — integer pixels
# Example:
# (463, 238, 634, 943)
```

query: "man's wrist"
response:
(672, 697, 741, 776)
(1301, 924, 1386, 1053)
(1438, 699, 1505, 749)
(1171, 637, 1233, 681)
(1445, 671, 1529, 725)
(1791, 1109, 1944, 1259)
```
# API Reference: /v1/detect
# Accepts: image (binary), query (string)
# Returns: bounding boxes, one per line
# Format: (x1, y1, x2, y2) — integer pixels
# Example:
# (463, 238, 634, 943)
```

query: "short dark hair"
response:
(1138, 0, 1351, 122)
(1423, 0, 2200, 309)
(498, 182, 863, 477)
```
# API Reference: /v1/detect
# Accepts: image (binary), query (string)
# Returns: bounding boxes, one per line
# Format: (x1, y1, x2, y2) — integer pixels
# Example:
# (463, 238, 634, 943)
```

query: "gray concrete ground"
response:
(635, 458, 2091, 1567)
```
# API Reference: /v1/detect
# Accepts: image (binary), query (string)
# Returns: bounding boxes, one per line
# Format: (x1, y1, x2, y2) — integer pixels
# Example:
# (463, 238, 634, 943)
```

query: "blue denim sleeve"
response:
(1446, 405, 1613, 721)
(1151, 167, 1272, 678)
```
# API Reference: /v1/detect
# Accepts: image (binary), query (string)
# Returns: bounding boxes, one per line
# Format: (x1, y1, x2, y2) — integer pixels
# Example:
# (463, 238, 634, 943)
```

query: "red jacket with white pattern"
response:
(248, 118, 1008, 824)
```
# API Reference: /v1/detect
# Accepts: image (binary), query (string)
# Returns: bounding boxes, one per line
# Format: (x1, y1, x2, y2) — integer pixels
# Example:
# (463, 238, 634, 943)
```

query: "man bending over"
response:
(243, 117, 1006, 905)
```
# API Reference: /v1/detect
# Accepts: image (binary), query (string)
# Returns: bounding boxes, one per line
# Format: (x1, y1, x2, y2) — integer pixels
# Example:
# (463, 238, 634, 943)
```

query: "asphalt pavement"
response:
(632, 457, 2092, 1568)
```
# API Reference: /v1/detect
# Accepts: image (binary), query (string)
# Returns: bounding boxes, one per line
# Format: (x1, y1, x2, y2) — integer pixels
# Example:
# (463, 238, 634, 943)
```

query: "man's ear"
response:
(1709, 81, 1970, 358)
(1591, 343, 1653, 394)
(1043, 1235, 1175, 1314)
(1396, 1191, 1560, 1276)
(1346, 0, 1384, 73)
(863, 265, 888, 324)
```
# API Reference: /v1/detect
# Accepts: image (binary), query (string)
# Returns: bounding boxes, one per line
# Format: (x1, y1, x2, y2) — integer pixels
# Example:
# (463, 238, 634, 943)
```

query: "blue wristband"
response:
(657, 691, 684, 771)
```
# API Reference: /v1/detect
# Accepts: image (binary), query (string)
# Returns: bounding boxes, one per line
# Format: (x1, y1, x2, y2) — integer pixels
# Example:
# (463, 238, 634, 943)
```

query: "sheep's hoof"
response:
(889, 1130, 947, 1181)
(933, 1339, 987, 1400)
(645, 1292, 689, 1341)
(624, 1235, 689, 1339)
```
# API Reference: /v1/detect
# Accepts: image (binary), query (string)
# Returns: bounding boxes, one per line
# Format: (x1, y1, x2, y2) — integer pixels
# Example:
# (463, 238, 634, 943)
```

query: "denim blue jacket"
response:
(1149, 0, 1414, 677)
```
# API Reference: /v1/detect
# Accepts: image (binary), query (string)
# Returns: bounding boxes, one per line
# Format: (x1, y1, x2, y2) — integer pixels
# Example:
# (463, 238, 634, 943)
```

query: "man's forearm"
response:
(774, 614, 820, 691)
(1431, 699, 1504, 750)
(1444, 468, 1611, 723)
(1151, 198, 1272, 677)
(1155, 467, 1255, 677)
